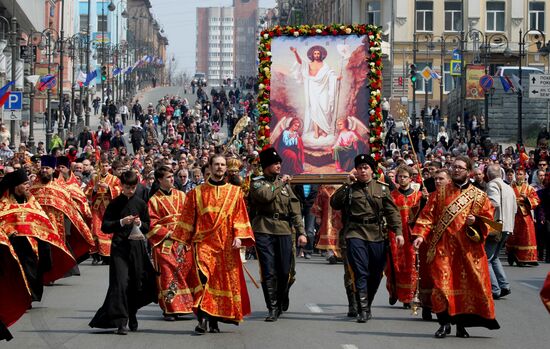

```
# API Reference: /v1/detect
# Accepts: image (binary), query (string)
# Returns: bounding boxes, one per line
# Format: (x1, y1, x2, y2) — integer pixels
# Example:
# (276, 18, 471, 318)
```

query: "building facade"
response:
(196, 6, 234, 87)
(196, 0, 262, 87)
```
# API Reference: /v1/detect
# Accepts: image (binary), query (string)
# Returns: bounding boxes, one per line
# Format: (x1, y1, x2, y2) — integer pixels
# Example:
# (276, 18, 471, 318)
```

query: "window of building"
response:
(529, 2, 545, 32)
(97, 14, 107, 33)
(415, 62, 433, 93)
(444, 1, 462, 31)
(80, 14, 89, 33)
(416, 2, 433, 32)
(486, 1, 505, 32)
(443, 62, 455, 93)
(366, 1, 380, 26)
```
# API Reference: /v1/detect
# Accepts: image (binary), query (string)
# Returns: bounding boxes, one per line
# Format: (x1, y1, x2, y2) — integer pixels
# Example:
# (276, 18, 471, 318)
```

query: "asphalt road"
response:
(4, 254, 549, 349)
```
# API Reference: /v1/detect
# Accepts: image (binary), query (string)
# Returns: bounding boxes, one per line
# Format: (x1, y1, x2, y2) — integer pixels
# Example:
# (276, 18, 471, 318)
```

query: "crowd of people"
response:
(1, 82, 550, 342)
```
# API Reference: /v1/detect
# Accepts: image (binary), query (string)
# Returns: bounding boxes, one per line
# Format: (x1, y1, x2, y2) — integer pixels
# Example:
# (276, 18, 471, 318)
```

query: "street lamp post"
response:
(482, 33, 511, 132)
(0, 14, 18, 149)
(438, 35, 461, 120)
(58, 0, 65, 138)
(518, 29, 547, 145)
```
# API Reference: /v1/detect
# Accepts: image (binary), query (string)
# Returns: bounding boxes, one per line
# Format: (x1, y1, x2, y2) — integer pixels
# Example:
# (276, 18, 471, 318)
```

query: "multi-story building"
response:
(196, 0, 262, 87)
(196, 6, 235, 87)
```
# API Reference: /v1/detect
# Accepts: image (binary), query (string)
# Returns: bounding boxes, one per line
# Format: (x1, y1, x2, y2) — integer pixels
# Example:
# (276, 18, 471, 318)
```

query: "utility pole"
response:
(85, 0, 91, 127)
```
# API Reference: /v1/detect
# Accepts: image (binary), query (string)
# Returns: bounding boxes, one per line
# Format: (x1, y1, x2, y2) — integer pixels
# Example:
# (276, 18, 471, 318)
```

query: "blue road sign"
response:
(452, 49, 461, 60)
(479, 74, 494, 91)
(3, 91, 22, 110)
(450, 60, 462, 76)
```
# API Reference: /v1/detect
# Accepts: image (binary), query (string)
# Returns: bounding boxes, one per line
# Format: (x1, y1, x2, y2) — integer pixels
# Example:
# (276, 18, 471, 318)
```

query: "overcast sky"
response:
(150, 0, 277, 75)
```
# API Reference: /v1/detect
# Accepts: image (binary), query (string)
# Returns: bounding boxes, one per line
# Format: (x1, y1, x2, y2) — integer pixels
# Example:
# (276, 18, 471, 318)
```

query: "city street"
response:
(4, 254, 549, 349)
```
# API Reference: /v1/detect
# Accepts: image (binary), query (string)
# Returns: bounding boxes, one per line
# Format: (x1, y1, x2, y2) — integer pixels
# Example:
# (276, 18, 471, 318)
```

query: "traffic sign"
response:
(421, 66, 433, 81)
(1, 109, 21, 121)
(452, 49, 461, 60)
(450, 60, 462, 76)
(479, 74, 494, 91)
(3, 91, 22, 110)
(529, 74, 550, 99)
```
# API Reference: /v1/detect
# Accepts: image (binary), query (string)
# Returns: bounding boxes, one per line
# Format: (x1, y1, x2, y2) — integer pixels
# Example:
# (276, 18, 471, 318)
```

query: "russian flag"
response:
(84, 70, 98, 86)
(37, 75, 56, 91)
(0, 81, 15, 108)
(499, 75, 515, 93)
(112, 67, 122, 76)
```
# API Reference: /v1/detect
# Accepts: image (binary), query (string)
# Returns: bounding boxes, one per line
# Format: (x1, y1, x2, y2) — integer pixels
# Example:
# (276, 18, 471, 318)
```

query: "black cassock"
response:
(89, 194, 157, 330)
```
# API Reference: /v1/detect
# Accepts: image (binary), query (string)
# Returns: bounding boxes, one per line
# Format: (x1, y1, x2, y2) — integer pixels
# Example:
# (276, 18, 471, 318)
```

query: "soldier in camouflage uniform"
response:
(331, 154, 403, 323)
(249, 148, 307, 322)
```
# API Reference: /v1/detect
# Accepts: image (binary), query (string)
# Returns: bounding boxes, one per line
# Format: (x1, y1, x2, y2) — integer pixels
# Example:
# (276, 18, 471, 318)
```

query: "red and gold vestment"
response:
(84, 173, 121, 256)
(31, 181, 93, 261)
(0, 226, 31, 329)
(507, 182, 540, 263)
(412, 183, 499, 328)
(385, 188, 422, 303)
(311, 185, 341, 255)
(541, 272, 550, 313)
(0, 193, 76, 284)
(148, 189, 195, 315)
(173, 182, 254, 322)
(56, 172, 92, 223)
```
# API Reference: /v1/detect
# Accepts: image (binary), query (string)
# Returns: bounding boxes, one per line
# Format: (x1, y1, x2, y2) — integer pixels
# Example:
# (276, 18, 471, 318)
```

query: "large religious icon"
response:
(257, 25, 384, 180)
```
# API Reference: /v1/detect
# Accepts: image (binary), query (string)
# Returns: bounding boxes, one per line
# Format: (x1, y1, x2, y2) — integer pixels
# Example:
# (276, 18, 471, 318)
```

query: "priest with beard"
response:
(89, 170, 157, 335)
(31, 155, 93, 277)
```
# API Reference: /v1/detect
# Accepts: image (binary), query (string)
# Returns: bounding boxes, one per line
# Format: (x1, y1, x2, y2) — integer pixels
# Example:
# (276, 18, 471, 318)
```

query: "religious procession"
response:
(1, 1, 550, 348)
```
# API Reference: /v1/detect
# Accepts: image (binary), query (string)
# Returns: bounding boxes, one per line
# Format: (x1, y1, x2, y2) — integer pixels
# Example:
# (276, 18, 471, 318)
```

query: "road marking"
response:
(341, 345, 358, 349)
(520, 282, 539, 290)
(305, 303, 323, 313)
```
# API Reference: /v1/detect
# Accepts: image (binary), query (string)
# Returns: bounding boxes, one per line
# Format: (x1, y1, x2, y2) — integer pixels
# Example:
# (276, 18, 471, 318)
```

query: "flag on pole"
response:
(0, 81, 15, 107)
(37, 75, 56, 91)
(510, 74, 523, 92)
(85, 70, 98, 86)
(25, 75, 40, 85)
(112, 67, 122, 76)
(430, 71, 442, 79)
(76, 71, 87, 83)
(499, 76, 513, 92)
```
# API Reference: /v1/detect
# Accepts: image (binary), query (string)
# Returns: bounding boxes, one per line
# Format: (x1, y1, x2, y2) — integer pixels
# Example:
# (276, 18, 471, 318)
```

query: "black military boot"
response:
(345, 286, 358, 317)
(357, 292, 369, 323)
(264, 280, 278, 322)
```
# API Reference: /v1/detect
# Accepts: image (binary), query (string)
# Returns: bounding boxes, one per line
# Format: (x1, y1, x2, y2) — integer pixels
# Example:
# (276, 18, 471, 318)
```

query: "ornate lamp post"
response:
(517, 29, 547, 145)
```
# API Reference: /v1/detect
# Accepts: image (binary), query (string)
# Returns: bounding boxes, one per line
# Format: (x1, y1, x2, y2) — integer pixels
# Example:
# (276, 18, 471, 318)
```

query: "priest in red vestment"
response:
(412, 156, 499, 339)
(173, 154, 255, 335)
(85, 161, 121, 263)
(0, 169, 75, 301)
(386, 165, 424, 308)
(148, 165, 196, 321)
(541, 272, 550, 313)
(311, 184, 342, 260)
(507, 167, 540, 266)
(31, 155, 94, 268)
(0, 226, 31, 341)
(55, 156, 92, 226)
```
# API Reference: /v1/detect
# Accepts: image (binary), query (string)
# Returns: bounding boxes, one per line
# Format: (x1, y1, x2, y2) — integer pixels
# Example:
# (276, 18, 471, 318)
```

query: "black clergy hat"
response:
(354, 154, 377, 171)
(56, 156, 70, 168)
(259, 147, 282, 169)
(40, 155, 57, 168)
(0, 168, 29, 195)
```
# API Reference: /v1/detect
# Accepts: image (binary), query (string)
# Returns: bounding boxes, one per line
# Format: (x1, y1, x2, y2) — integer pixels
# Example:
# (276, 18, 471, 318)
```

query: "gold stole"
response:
(426, 185, 478, 263)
